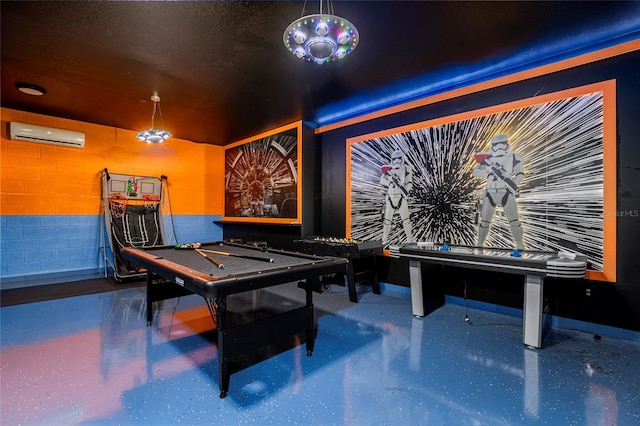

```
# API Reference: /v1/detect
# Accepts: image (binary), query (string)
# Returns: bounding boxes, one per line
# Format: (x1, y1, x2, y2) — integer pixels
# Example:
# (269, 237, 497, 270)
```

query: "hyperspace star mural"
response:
(347, 81, 616, 281)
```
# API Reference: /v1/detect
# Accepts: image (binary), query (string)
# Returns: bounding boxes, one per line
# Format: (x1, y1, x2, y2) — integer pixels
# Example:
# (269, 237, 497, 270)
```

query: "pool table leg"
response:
(304, 279, 316, 357)
(215, 296, 230, 398)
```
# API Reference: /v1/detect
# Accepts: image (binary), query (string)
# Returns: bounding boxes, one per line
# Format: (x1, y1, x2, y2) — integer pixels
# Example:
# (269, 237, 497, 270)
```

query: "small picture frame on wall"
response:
(223, 121, 302, 224)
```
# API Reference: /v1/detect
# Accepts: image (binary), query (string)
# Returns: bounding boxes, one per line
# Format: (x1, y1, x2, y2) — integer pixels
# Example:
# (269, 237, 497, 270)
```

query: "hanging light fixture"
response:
(136, 94, 171, 143)
(283, 0, 359, 65)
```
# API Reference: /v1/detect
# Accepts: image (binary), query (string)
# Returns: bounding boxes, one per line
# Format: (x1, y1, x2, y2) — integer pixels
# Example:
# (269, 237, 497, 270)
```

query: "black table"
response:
(395, 243, 587, 348)
(121, 241, 348, 398)
(294, 237, 383, 302)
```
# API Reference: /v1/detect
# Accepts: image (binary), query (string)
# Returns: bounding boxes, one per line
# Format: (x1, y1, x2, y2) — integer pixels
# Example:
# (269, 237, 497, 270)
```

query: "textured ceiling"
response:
(2, 1, 639, 145)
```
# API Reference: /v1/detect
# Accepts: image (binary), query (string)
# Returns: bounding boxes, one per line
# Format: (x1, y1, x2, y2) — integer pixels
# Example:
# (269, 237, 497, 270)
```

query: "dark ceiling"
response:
(2, 1, 639, 146)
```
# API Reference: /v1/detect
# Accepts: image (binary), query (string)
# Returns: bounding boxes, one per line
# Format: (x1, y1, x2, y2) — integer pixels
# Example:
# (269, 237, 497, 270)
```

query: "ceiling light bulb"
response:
(15, 83, 47, 96)
(316, 22, 329, 36)
(294, 31, 306, 44)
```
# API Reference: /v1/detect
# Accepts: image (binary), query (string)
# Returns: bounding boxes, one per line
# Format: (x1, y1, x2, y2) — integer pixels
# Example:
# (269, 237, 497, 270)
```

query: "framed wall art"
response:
(223, 121, 302, 225)
(346, 80, 616, 282)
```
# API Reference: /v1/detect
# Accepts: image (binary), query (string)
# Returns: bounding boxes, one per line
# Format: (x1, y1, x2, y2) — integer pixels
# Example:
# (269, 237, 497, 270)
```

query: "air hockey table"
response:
(395, 243, 588, 348)
(121, 241, 348, 398)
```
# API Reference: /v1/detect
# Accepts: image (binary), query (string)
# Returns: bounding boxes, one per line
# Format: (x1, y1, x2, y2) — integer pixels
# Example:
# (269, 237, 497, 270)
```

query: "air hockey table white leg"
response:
(523, 275, 544, 348)
(409, 260, 425, 317)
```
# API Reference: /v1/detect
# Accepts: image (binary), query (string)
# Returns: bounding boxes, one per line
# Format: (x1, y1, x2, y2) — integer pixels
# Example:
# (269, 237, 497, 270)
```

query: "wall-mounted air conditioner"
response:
(9, 122, 85, 149)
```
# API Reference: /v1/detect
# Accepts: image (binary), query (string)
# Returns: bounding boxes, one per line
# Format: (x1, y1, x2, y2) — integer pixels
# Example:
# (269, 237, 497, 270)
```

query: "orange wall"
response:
(1, 108, 224, 216)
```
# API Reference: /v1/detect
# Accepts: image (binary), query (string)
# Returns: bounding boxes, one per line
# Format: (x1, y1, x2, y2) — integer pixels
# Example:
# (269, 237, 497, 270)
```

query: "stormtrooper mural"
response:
(380, 150, 414, 245)
(472, 134, 525, 250)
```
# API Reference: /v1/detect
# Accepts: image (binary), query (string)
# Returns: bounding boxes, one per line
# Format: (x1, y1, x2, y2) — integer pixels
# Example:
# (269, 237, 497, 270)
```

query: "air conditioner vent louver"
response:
(9, 122, 85, 149)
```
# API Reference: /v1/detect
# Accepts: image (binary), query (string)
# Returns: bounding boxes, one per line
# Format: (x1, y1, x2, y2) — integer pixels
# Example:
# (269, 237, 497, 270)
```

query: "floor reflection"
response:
(1, 284, 639, 425)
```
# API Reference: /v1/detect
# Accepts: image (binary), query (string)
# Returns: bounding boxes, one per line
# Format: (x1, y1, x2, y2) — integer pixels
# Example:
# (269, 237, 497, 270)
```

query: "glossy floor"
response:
(1, 283, 639, 425)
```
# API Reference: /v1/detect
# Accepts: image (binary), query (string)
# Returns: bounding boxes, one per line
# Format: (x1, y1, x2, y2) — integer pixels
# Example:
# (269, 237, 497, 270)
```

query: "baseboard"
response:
(379, 283, 640, 343)
(1, 269, 105, 290)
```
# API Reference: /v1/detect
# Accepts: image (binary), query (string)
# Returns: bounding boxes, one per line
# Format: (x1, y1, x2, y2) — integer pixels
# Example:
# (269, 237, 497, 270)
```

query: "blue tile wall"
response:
(0, 215, 222, 288)
(164, 215, 223, 245)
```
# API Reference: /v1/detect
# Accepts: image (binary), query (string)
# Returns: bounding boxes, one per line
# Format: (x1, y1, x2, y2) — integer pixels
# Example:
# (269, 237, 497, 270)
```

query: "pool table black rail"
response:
(121, 245, 348, 298)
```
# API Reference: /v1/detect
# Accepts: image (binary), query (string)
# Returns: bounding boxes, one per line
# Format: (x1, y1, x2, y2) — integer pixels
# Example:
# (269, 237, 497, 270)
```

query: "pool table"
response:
(121, 241, 348, 398)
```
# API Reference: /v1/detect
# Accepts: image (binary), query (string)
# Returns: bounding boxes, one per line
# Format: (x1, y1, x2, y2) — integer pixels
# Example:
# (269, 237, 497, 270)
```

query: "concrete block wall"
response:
(1, 108, 224, 288)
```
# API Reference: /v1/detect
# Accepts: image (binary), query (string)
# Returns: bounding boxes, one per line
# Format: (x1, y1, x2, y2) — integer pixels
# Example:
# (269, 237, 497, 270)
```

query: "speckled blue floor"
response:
(1, 283, 639, 425)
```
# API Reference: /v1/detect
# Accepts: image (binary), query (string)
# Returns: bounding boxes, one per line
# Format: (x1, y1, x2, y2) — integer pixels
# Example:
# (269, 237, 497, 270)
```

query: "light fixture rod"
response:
(300, 1, 335, 19)
(151, 99, 157, 129)
(150, 94, 166, 131)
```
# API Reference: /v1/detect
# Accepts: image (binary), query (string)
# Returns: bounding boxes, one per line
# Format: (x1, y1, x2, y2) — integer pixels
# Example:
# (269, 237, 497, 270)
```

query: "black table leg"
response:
(146, 272, 153, 326)
(304, 279, 315, 356)
(346, 260, 358, 303)
(371, 256, 381, 295)
(214, 296, 229, 398)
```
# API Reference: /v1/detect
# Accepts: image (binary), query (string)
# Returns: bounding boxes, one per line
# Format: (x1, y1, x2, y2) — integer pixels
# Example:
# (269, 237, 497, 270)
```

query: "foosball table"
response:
(294, 237, 384, 302)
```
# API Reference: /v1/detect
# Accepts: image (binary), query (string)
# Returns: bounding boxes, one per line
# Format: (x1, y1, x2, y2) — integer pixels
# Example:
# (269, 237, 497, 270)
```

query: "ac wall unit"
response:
(9, 122, 85, 149)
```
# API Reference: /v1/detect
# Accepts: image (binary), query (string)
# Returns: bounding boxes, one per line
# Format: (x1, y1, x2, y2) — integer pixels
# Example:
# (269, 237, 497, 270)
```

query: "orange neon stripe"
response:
(226, 121, 302, 148)
(295, 121, 303, 221)
(345, 80, 616, 282)
(317, 39, 639, 135)
(345, 143, 353, 238)
(601, 79, 617, 282)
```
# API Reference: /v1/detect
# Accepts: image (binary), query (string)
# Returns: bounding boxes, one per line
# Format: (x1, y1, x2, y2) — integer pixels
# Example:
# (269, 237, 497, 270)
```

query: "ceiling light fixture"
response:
(15, 82, 47, 96)
(283, 0, 358, 65)
(136, 94, 171, 143)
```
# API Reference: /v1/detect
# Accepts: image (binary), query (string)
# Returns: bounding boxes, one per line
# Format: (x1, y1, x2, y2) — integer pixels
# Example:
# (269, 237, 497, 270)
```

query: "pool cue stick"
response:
(195, 248, 224, 269)
(198, 249, 274, 263)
